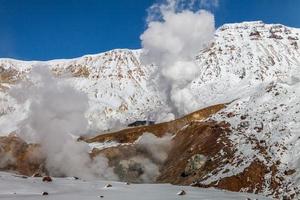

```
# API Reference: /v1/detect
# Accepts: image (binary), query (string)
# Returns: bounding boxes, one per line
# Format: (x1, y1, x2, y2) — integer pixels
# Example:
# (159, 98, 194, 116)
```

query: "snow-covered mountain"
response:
(1, 21, 300, 198)
(192, 21, 300, 107)
(0, 49, 165, 134)
(1, 21, 299, 135)
(191, 21, 300, 198)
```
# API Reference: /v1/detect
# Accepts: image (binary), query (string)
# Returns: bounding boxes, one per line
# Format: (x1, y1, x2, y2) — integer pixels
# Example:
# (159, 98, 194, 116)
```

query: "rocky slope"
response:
(0, 49, 164, 134)
(195, 21, 300, 198)
(0, 21, 300, 199)
(0, 104, 224, 176)
(1, 21, 300, 133)
(0, 102, 295, 198)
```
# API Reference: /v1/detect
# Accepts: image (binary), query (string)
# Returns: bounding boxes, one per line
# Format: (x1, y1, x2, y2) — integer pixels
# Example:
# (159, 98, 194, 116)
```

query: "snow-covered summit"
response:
(0, 21, 300, 198)
(1, 20, 300, 132)
(190, 21, 300, 198)
(0, 49, 163, 133)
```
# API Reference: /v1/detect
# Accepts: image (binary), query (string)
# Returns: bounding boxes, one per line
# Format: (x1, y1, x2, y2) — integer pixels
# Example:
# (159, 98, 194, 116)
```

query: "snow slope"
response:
(0, 21, 300, 197)
(191, 21, 300, 109)
(189, 22, 300, 197)
(1, 21, 300, 134)
(0, 49, 165, 134)
(0, 172, 269, 200)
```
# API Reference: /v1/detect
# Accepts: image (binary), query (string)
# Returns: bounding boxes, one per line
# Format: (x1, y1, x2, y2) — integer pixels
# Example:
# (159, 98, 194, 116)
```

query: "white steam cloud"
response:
(9, 66, 117, 180)
(141, 0, 215, 116)
(135, 132, 172, 182)
(118, 132, 173, 183)
(135, 132, 172, 164)
(9, 67, 172, 182)
(5, 0, 216, 181)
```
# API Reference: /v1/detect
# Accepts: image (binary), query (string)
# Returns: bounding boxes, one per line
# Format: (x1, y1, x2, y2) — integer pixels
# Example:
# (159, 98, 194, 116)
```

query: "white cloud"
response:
(10, 66, 117, 180)
(141, 1, 215, 115)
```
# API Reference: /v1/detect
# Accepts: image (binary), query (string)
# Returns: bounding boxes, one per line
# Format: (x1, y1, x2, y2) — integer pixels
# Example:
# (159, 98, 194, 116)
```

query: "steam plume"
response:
(141, 0, 215, 116)
(10, 66, 117, 180)
(116, 132, 173, 183)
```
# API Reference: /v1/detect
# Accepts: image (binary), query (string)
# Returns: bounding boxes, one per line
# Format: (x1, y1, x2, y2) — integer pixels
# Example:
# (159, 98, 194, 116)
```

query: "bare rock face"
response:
(157, 121, 232, 185)
(86, 104, 225, 144)
(0, 102, 298, 198)
(0, 66, 24, 91)
(89, 103, 299, 199)
(0, 135, 44, 176)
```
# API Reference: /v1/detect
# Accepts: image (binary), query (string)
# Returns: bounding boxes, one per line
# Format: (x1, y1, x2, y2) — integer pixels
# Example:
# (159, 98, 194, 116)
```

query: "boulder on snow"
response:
(42, 176, 52, 182)
(42, 192, 49, 196)
(177, 190, 186, 196)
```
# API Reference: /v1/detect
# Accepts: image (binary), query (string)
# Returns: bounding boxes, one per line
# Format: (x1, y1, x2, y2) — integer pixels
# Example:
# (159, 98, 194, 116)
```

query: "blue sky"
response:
(0, 0, 299, 60)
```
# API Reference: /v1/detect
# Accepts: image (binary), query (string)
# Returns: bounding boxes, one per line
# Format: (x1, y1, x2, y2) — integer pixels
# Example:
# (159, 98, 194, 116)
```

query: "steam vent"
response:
(0, 0, 299, 199)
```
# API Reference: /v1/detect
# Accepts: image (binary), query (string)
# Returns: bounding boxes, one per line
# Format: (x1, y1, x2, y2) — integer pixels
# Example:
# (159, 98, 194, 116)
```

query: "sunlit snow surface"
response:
(0, 172, 269, 200)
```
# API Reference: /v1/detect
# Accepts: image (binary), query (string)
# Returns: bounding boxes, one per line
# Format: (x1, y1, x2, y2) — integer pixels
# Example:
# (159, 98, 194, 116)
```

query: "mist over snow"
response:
(141, 0, 215, 116)
(135, 132, 172, 164)
(9, 66, 117, 180)
(7, 67, 174, 182)
(91, 132, 173, 183)
(131, 132, 173, 182)
(9, 67, 89, 143)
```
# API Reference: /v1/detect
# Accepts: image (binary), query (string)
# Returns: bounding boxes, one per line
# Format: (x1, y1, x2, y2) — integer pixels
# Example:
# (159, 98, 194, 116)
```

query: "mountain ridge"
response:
(0, 21, 300, 198)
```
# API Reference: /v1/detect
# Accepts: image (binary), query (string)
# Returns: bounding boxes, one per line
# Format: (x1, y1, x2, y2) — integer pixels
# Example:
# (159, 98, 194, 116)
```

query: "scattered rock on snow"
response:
(104, 184, 112, 188)
(284, 169, 296, 176)
(42, 176, 52, 182)
(42, 192, 49, 196)
(177, 190, 186, 196)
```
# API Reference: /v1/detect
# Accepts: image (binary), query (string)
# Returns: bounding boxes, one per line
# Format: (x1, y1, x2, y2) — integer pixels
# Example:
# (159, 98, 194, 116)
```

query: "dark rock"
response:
(128, 120, 155, 127)
(32, 173, 42, 177)
(42, 176, 52, 182)
(284, 169, 296, 176)
(177, 190, 186, 196)
(42, 192, 48, 196)
(240, 115, 247, 120)
(249, 31, 260, 37)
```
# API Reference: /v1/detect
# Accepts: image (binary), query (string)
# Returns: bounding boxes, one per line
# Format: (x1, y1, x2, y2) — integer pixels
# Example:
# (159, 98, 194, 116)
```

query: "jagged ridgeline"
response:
(0, 21, 300, 199)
